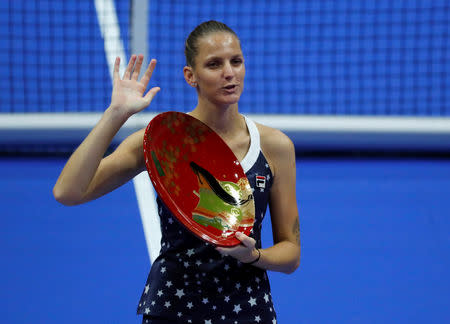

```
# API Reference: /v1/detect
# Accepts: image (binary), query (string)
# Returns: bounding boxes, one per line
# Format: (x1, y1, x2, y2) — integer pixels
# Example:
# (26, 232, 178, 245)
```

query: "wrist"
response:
(105, 105, 132, 123)
(243, 248, 261, 265)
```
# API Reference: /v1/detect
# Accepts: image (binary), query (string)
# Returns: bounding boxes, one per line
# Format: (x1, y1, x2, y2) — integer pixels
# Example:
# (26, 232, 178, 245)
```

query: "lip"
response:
(222, 84, 239, 93)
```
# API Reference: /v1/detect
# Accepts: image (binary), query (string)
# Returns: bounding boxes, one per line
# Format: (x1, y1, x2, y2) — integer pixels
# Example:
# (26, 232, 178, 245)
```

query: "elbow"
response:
(52, 185, 82, 206)
(283, 249, 301, 274)
(283, 258, 300, 275)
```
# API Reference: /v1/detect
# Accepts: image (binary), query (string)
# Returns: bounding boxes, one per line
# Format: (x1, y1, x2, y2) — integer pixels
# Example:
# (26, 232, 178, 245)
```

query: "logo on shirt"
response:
(256, 175, 266, 189)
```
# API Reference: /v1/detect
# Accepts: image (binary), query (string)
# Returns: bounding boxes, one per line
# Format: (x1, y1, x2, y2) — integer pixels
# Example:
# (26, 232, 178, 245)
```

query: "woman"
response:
(54, 20, 300, 323)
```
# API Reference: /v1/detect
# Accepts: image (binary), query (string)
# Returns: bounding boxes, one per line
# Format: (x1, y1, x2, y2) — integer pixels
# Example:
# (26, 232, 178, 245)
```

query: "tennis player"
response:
(53, 20, 300, 323)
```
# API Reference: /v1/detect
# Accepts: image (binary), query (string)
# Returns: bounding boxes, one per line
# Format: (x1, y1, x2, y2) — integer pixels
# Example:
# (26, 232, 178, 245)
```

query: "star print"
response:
(151, 301, 155, 306)
(213, 277, 219, 283)
(272, 318, 277, 324)
(184, 261, 190, 268)
(144, 284, 149, 294)
(224, 264, 230, 271)
(202, 298, 209, 304)
(255, 277, 261, 283)
(160, 258, 166, 264)
(195, 260, 202, 266)
(205, 320, 212, 324)
(221, 315, 226, 320)
(188, 321, 192, 323)
(224, 296, 230, 302)
(164, 301, 171, 308)
(212, 305, 217, 310)
(255, 315, 261, 322)
(184, 274, 188, 279)
(267, 174, 271, 180)
(177, 312, 182, 317)
(160, 267, 166, 274)
(186, 249, 195, 257)
(187, 302, 193, 309)
(247, 287, 253, 293)
(233, 304, 242, 314)
(218, 287, 223, 293)
(144, 307, 150, 314)
(166, 281, 173, 287)
(265, 163, 269, 168)
(248, 297, 257, 306)
(175, 289, 185, 298)
(168, 217, 174, 224)
(260, 188, 264, 192)
(235, 282, 241, 290)
(157, 290, 163, 297)
(264, 293, 269, 302)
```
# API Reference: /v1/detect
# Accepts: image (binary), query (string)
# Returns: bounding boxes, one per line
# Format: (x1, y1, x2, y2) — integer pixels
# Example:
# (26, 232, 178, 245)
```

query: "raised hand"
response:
(110, 54, 160, 117)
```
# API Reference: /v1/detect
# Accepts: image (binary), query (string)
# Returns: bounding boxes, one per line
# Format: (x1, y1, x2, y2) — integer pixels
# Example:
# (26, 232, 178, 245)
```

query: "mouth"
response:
(222, 84, 238, 92)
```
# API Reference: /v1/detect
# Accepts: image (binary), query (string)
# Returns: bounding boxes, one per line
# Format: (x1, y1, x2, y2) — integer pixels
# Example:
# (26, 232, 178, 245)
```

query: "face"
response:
(186, 32, 245, 108)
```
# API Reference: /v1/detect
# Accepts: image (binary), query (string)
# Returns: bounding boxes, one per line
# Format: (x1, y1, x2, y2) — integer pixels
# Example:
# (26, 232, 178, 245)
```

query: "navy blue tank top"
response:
(137, 117, 277, 323)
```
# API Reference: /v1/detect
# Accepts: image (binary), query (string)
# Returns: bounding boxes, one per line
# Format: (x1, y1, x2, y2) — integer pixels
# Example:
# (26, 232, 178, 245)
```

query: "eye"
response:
(206, 61, 220, 68)
(231, 58, 243, 65)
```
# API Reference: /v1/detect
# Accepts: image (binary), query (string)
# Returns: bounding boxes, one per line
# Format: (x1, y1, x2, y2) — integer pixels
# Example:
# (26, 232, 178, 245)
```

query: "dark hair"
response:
(185, 20, 240, 68)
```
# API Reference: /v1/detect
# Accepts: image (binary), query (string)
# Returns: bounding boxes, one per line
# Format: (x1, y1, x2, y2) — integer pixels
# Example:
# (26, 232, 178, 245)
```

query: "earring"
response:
(192, 82, 197, 87)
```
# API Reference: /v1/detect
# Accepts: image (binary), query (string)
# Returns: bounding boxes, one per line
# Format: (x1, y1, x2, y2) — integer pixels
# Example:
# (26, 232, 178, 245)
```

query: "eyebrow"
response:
(204, 54, 243, 61)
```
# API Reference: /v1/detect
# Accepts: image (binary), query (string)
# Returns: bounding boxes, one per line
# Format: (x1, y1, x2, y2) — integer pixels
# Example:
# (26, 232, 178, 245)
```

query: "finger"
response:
(113, 56, 120, 80)
(140, 59, 157, 88)
(235, 232, 255, 249)
(143, 87, 160, 105)
(131, 54, 144, 81)
(123, 54, 137, 79)
(215, 247, 228, 256)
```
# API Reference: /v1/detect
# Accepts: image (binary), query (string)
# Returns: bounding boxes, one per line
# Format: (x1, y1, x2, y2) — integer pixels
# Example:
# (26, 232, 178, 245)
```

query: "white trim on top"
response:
(241, 116, 261, 173)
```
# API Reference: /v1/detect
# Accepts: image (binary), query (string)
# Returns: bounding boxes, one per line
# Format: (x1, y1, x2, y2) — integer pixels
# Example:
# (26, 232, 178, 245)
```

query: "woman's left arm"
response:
(216, 128, 300, 274)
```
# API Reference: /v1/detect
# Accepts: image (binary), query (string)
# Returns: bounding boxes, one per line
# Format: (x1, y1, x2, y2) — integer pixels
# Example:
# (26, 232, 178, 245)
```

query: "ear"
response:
(183, 66, 197, 88)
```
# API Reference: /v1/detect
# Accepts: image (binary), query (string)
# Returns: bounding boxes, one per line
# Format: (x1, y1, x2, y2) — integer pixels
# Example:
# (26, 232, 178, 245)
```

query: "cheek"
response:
(238, 65, 246, 81)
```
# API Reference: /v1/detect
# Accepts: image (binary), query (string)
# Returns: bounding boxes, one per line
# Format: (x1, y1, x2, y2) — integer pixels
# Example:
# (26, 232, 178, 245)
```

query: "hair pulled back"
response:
(185, 20, 240, 68)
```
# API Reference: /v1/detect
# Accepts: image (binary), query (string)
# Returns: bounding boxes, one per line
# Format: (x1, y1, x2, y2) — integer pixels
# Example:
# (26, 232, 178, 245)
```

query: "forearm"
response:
(53, 106, 128, 205)
(252, 240, 300, 274)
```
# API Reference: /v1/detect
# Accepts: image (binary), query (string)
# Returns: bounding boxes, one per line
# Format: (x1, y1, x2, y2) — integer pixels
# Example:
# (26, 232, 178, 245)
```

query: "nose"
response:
(223, 61, 234, 80)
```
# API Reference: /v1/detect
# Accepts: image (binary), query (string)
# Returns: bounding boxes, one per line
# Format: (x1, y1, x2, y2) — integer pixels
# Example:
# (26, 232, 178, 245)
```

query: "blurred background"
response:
(1, 0, 449, 323)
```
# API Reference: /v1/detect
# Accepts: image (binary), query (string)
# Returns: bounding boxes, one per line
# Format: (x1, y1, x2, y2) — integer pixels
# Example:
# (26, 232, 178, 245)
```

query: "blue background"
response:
(0, 0, 449, 115)
(1, 156, 450, 323)
(1, 0, 450, 323)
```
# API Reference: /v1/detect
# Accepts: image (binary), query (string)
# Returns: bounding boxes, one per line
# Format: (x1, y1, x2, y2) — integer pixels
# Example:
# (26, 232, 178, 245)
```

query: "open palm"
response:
(110, 54, 160, 116)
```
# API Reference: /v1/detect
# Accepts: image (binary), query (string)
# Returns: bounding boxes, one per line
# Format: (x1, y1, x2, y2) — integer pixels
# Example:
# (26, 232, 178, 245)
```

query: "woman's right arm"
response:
(53, 54, 160, 206)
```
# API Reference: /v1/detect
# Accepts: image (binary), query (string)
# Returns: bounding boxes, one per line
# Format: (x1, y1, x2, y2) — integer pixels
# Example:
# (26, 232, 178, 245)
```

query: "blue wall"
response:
(1, 156, 449, 323)
(1, 0, 449, 115)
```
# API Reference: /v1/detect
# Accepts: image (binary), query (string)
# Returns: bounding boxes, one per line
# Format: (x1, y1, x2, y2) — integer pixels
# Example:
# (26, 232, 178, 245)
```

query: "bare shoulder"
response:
(255, 122, 295, 178)
(256, 122, 295, 157)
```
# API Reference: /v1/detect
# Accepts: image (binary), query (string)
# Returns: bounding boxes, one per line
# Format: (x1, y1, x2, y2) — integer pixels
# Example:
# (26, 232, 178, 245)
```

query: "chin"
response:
(218, 94, 242, 107)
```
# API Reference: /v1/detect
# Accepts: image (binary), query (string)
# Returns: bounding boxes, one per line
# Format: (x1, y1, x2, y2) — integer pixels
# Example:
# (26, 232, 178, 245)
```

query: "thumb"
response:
(235, 232, 255, 249)
(143, 86, 160, 104)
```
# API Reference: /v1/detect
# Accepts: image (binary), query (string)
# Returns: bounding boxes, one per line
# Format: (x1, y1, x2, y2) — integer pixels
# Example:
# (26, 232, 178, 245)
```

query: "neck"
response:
(189, 99, 243, 137)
